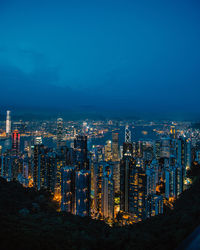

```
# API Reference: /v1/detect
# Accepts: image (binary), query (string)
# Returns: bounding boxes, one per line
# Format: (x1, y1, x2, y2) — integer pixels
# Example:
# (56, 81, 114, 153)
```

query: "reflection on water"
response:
(0, 125, 160, 153)
(91, 125, 159, 146)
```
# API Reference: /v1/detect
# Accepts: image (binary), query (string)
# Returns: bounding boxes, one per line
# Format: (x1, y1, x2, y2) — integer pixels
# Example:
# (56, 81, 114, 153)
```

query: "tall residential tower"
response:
(6, 110, 11, 136)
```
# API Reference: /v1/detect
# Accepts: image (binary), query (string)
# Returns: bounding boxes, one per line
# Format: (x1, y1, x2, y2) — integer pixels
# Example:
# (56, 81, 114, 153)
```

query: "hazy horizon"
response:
(0, 0, 200, 116)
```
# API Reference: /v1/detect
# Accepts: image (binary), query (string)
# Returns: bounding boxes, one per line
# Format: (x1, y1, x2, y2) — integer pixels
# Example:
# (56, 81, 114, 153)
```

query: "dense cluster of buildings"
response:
(0, 111, 198, 225)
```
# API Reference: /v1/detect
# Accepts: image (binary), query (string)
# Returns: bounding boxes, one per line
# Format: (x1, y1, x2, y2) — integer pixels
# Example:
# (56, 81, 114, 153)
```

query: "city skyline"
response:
(0, 1, 200, 248)
(0, 107, 199, 248)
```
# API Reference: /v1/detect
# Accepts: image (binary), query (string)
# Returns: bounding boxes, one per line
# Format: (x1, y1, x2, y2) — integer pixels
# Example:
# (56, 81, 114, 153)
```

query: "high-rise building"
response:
(75, 170, 91, 217)
(33, 145, 53, 190)
(165, 165, 176, 199)
(74, 135, 89, 170)
(164, 156, 183, 199)
(132, 162, 148, 221)
(120, 156, 156, 221)
(186, 139, 192, 170)
(55, 153, 65, 198)
(136, 141, 143, 158)
(38, 151, 46, 190)
(146, 166, 156, 195)
(150, 159, 160, 184)
(34, 136, 43, 145)
(120, 155, 136, 213)
(177, 137, 188, 184)
(125, 125, 131, 143)
(12, 157, 23, 180)
(57, 118, 64, 149)
(33, 144, 45, 189)
(170, 125, 176, 139)
(147, 194, 163, 217)
(61, 166, 76, 213)
(0, 153, 12, 179)
(154, 140, 161, 160)
(101, 167, 114, 220)
(6, 110, 11, 136)
(112, 133, 119, 161)
(46, 152, 56, 193)
(89, 156, 95, 195)
(92, 145, 104, 162)
(22, 157, 29, 179)
(123, 142, 133, 157)
(109, 161, 120, 193)
(94, 161, 105, 217)
(160, 137, 171, 158)
(82, 121, 88, 134)
(12, 130, 20, 156)
(105, 140, 112, 161)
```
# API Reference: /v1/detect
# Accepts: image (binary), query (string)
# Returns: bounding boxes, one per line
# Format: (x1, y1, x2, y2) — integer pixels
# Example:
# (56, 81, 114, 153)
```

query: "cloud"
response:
(0, 64, 72, 107)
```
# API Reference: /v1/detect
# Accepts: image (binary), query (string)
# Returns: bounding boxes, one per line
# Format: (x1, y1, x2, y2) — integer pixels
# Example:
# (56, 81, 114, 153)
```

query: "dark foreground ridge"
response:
(0, 169, 200, 250)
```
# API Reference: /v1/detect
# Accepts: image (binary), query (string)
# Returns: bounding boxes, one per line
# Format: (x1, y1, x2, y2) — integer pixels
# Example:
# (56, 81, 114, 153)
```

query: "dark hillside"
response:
(0, 164, 200, 250)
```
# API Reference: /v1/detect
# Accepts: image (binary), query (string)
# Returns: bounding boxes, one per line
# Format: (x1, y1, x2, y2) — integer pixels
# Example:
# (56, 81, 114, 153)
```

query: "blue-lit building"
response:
(45, 152, 56, 193)
(101, 169, 115, 220)
(75, 170, 91, 217)
(61, 166, 76, 214)
(164, 156, 183, 199)
(74, 135, 89, 170)
(120, 155, 136, 214)
(147, 194, 163, 217)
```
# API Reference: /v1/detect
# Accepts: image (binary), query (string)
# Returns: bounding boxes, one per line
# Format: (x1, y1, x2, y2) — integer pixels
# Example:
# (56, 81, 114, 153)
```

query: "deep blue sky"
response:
(0, 0, 200, 117)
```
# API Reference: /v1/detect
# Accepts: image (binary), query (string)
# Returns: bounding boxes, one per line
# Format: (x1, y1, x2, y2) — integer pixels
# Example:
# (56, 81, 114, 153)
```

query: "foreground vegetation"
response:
(0, 164, 200, 250)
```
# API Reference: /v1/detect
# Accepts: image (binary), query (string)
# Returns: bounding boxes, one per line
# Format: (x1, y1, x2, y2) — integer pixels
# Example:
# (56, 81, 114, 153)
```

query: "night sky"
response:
(0, 0, 200, 117)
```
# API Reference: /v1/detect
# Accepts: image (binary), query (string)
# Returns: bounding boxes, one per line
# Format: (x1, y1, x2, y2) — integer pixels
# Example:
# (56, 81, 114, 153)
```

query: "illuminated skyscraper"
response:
(33, 144, 45, 189)
(82, 121, 88, 134)
(154, 140, 161, 160)
(135, 168, 148, 221)
(109, 161, 120, 193)
(164, 156, 183, 199)
(123, 142, 133, 157)
(186, 139, 192, 170)
(94, 161, 105, 217)
(34, 136, 42, 145)
(112, 133, 119, 161)
(120, 155, 136, 213)
(160, 137, 171, 158)
(101, 167, 114, 220)
(12, 130, 20, 156)
(150, 159, 159, 184)
(92, 145, 104, 162)
(55, 151, 66, 198)
(105, 140, 112, 161)
(120, 156, 156, 221)
(170, 125, 176, 139)
(33, 145, 53, 190)
(22, 157, 29, 179)
(136, 141, 143, 158)
(61, 166, 76, 213)
(177, 137, 188, 188)
(6, 110, 11, 136)
(146, 165, 156, 195)
(147, 194, 163, 218)
(74, 135, 89, 170)
(57, 118, 64, 149)
(75, 170, 91, 217)
(125, 125, 131, 143)
(0, 153, 12, 179)
(45, 152, 56, 193)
